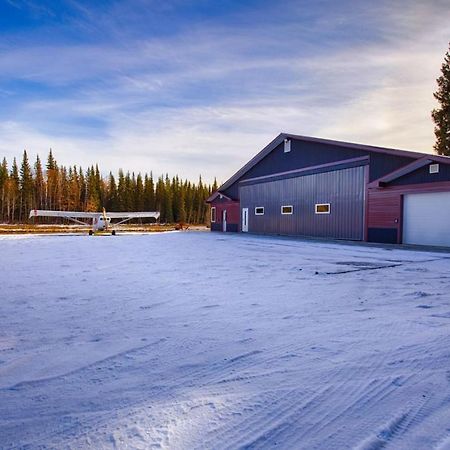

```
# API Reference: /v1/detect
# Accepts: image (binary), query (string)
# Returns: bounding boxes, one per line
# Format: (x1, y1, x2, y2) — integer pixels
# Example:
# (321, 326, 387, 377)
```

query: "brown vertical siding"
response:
(367, 189, 402, 242)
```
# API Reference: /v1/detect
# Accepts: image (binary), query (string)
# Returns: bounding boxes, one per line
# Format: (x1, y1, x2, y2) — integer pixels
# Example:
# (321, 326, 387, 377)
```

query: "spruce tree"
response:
(164, 174, 174, 223)
(432, 43, 450, 156)
(143, 173, 155, 211)
(155, 176, 165, 221)
(107, 172, 118, 210)
(0, 157, 8, 221)
(34, 156, 45, 210)
(135, 173, 144, 211)
(20, 150, 34, 221)
(9, 158, 20, 221)
(46, 149, 58, 210)
(117, 169, 126, 211)
(79, 167, 87, 210)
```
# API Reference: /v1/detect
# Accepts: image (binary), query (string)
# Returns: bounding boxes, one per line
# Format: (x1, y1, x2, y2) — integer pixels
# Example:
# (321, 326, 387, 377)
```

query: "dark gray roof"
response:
(369, 154, 450, 187)
(214, 133, 437, 196)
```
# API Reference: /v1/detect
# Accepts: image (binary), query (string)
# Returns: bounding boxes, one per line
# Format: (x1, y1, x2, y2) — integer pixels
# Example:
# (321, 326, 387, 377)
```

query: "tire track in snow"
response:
(354, 393, 434, 450)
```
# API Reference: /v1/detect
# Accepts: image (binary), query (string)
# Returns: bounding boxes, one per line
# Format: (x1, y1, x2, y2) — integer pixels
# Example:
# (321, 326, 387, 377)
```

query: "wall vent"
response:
(284, 139, 291, 153)
(429, 163, 439, 174)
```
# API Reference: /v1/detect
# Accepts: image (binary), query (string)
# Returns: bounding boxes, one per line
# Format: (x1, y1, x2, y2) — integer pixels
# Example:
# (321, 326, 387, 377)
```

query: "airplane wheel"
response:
(112, 230, 116, 236)
(89, 230, 93, 236)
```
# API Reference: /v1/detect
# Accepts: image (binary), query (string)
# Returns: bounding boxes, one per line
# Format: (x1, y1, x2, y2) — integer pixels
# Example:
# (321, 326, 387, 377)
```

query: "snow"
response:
(1, 231, 450, 449)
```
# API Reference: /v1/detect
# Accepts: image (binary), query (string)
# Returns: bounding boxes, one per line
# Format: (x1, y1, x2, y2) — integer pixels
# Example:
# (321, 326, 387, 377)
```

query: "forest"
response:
(0, 150, 217, 224)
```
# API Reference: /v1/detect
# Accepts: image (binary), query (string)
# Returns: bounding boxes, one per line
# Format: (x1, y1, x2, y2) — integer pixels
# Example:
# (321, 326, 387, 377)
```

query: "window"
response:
(429, 163, 439, 174)
(210, 207, 216, 222)
(315, 203, 331, 214)
(284, 139, 291, 153)
(281, 205, 293, 215)
(255, 207, 264, 215)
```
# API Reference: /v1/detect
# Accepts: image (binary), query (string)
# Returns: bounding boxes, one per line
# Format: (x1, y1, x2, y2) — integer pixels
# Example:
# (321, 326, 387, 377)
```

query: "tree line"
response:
(0, 150, 217, 224)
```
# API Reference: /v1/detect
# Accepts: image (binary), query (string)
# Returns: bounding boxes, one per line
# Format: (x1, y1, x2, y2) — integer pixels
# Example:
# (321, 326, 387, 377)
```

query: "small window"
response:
(255, 207, 264, 215)
(315, 203, 331, 214)
(281, 205, 293, 215)
(210, 207, 216, 223)
(429, 163, 439, 174)
(284, 139, 291, 153)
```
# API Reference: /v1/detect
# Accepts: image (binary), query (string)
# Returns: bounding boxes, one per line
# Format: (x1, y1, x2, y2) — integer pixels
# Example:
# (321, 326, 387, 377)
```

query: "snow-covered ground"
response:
(1, 232, 450, 449)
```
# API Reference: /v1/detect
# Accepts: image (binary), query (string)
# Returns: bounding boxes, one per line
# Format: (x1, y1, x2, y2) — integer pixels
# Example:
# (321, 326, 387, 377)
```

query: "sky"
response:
(0, 0, 449, 183)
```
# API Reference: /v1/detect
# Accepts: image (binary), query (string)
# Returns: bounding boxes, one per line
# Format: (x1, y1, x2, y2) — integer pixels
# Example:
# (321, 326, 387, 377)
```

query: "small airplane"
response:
(29, 208, 160, 235)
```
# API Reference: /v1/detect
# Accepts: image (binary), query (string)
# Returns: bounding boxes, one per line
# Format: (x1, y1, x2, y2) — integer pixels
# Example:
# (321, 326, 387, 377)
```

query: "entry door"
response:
(242, 208, 249, 232)
(403, 192, 450, 247)
(222, 210, 227, 232)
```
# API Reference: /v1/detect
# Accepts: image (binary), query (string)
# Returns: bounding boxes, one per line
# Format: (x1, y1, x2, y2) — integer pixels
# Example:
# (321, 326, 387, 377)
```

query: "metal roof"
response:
(368, 154, 450, 187)
(211, 133, 443, 199)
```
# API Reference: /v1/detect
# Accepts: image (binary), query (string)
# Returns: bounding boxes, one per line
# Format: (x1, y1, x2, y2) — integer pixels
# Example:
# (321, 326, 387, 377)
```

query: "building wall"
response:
(239, 166, 365, 240)
(223, 139, 414, 199)
(210, 200, 240, 232)
(367, 181, 450, 244)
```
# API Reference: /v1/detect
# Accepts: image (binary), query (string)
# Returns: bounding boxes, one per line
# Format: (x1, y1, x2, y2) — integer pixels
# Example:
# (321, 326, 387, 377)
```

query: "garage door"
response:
(403, 192, 450, 247)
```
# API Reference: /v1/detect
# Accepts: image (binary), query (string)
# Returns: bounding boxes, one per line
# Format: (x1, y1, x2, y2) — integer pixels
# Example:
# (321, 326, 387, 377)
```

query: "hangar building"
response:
(206, 133, 450, 247)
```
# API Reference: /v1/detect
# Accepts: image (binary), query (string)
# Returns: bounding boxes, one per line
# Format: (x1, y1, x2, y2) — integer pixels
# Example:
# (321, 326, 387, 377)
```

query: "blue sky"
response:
(0, 0, 449, 182)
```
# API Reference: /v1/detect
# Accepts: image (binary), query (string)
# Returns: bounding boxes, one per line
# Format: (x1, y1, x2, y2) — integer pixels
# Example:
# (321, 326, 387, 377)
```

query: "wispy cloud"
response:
(0, 0, 448, 181)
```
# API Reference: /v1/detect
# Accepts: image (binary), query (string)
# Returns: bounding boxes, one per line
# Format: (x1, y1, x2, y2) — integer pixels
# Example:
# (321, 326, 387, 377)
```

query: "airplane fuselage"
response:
(93, 215, 111, 231)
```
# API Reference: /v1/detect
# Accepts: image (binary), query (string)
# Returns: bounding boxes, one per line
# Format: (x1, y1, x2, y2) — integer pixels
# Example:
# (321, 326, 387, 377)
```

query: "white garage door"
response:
(403, 192, 450, 247)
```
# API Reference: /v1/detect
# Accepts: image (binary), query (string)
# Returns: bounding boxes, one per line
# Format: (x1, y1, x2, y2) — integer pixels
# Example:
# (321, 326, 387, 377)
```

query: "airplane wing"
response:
(29, 209, 99, 219)
(107, 212, 160, 219)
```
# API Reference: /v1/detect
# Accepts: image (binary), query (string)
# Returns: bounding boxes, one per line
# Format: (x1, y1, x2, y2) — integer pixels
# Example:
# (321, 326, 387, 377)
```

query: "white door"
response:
(222, 210, 227, 232)
(242, 208, 249, 232)
(403, 192, 450, 247)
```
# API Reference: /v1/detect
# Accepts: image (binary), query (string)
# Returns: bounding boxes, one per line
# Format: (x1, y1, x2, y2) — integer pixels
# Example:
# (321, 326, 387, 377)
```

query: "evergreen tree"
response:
(0, 158, 8, 221)
(106, 172, 118, 210)
(46, 149, 58, 210)
(143, 173, 155, 211)
(117, 169, 126, 211)
(85, 166, 101, 211)
(211, 177, 218, 192)
(164, 174, 174, 223)
(177, 182, 187, 223)
(432, 43, 450, 156)
(79, 167, 87, 210)
(195, 176, 204, 224)
(124, 172, 133, 211)
(94, 164, 103, 207)
(155, 176, 165, 220)
(8, 158, 20, 221)
(135, 173, 144, 211)
(34, 155, 45, 210)
(19, 150, 34, 221)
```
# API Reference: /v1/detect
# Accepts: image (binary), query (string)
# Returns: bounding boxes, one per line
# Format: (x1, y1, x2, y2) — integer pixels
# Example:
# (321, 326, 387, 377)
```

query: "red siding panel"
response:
(210, 199, 240, 232)
(367, 181, 450, 243)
